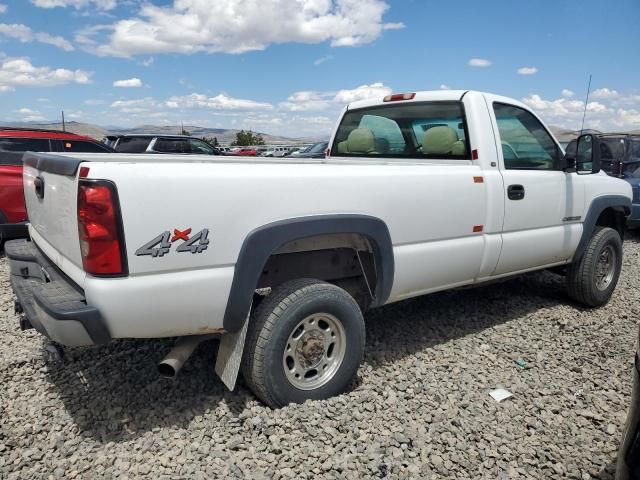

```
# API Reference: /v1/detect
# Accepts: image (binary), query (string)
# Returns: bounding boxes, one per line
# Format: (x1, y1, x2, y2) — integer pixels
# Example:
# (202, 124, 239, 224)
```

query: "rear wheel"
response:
(567, 226, 623, 307)
(241, 278, 365, 408)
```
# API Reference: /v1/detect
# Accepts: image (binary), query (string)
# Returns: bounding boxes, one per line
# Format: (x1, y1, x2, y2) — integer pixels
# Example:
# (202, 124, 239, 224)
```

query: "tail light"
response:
(77, 179, 127, 276)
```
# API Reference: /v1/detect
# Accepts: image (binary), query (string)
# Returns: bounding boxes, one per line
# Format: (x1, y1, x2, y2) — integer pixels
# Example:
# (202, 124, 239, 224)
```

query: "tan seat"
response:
(422, 126, 458, 155)
(337, 127, 377, 154)
(451, 140, 466, 156)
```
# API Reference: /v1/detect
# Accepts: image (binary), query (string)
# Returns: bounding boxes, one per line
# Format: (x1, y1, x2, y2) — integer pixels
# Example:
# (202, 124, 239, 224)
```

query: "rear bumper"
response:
(5, 239, 111, 346)
(617, 354, 640, 480)
(0, 221, 28, 240)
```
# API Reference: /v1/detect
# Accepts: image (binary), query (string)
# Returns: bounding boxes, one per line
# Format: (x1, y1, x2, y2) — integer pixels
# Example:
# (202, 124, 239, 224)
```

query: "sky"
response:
(0, 0, 638, 137)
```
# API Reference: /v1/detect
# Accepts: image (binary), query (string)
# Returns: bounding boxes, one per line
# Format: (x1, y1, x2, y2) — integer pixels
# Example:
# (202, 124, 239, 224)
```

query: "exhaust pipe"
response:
(158, 334, 217, 378)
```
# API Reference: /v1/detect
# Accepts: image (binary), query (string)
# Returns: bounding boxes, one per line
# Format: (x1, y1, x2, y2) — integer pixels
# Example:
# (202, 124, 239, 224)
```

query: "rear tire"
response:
(241, 278, 365, 408)
(567, 226, 622, 307)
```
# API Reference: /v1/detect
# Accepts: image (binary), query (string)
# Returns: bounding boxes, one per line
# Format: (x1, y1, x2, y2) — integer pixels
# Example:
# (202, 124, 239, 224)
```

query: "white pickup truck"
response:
(6, 90, 632, 407)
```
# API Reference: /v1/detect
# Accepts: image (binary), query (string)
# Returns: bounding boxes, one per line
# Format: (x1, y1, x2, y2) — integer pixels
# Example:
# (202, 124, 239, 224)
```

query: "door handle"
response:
(507, 184, 525, 200)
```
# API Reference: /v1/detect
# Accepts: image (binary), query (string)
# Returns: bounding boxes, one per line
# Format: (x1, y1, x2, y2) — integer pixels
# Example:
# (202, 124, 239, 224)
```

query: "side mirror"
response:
(575, 134, 601, 175)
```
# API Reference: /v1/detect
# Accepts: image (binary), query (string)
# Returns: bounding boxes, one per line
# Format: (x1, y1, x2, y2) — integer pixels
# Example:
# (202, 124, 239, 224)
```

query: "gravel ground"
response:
(1, 236, 639, 480)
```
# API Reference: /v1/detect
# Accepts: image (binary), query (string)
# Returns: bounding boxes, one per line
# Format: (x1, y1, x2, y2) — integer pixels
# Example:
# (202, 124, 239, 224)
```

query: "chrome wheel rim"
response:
(282, 313, 346, 390)
(595, 245, 616, 291)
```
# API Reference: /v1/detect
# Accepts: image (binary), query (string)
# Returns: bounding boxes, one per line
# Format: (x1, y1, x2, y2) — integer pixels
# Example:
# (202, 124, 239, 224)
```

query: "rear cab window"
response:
(154, 138, 187, 153)
(0, 138, 51, 151)
(56, 140, 113, 153)
(331, 101, 470, 160)
(115, 137, 152, 153)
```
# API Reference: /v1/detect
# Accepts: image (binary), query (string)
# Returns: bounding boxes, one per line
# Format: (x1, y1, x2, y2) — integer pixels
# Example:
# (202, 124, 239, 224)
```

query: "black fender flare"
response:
(223, 214, 394, 332)
(574, 195, 631, 261)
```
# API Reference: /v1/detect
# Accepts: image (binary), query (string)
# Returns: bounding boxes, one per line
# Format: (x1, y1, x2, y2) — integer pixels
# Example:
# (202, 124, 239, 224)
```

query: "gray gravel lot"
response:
(1, 236, 639, 479)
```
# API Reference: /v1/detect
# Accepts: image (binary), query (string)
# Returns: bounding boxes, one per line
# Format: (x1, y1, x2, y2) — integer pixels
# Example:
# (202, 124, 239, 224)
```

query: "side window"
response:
(331, 101, 470, 159)
(154, 138, 186, 153)
(189, 139, 214, 154)
(115, 137, 151, 153)
(61, 140, 112, 153)
(493, 103, 559, 170)
(0, 138, 51, 151)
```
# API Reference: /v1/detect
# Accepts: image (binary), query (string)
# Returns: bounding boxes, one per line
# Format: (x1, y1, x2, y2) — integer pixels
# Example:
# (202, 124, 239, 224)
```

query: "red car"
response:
(0, 128, 113, 245)
(232, 148, 258, 156)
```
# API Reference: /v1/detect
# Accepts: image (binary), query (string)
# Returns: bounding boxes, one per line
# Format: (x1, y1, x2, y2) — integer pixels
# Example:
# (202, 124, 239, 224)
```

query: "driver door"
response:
(491, 102, 585, 275)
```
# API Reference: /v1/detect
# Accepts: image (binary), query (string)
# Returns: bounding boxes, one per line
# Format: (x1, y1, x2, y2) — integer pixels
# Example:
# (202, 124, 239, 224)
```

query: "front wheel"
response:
(567, 226, 623, 307)
(241, 279, 365, 408)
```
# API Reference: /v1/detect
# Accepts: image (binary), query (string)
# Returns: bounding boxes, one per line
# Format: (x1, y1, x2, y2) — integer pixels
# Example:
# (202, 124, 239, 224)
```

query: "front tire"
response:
(567, 226, 623, 307)
(241, 279, 365, 408)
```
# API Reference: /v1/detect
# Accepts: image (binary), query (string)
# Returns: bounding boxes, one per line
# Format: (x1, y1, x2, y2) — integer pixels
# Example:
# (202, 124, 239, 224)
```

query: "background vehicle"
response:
(0, 128, 113, 244)
(107, 135, 221, 155)
(0, 127, 113, 153)
(617, 324, 640, 480)
(567, 134, 640, 228)
(288, 141, 328, 159)
(6, 90, 632, 408)
(232, 147, 257, 156)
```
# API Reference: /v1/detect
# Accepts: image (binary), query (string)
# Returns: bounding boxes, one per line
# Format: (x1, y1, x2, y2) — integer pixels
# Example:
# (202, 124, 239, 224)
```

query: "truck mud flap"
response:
(215, 309, 250, 391)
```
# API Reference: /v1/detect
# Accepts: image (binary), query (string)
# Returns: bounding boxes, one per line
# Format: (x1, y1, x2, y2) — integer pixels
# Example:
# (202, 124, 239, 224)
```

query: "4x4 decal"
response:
(135, 228, 210, 257)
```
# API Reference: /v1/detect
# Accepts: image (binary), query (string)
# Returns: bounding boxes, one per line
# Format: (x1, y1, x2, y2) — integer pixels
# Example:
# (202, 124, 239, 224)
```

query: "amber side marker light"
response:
(383, 93, 416, 102)
(473, 225, 484, 233)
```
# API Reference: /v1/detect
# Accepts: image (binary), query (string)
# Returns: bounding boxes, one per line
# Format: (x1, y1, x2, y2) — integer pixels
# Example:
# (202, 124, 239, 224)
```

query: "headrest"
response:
(422, 126, 458, 155)
(347, 127, 375, 154)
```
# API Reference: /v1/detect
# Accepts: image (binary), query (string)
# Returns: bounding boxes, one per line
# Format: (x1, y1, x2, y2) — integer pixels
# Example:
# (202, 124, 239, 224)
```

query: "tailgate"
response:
(23, 152, 84, 271)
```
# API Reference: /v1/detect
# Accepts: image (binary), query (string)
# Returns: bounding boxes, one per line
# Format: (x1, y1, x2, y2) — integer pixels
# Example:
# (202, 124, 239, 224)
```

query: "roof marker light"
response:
(383, 93, 416, 102)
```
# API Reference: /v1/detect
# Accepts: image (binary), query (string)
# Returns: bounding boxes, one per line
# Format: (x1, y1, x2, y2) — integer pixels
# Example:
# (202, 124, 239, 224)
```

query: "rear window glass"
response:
(331, 101, 470, 159)
(115, 137, 151, 153)
(60, 140, 112, 153)
(0, 138, 50, 152)
(154, 138, 187, 153)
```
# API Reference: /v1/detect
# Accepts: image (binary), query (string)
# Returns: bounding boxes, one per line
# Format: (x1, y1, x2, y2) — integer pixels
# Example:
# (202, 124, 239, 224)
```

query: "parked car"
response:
(263, 146, 291, 157)
(0, 128, 113, 244)
(232, 148, 258, 156)
(289, 141, 328, 159)
(6, 90, 632, 408)
(106, 135, 222, 155)
(0, 127, 113, 153)
(566, 134, 640, 229)
(617, 324, 640, 480)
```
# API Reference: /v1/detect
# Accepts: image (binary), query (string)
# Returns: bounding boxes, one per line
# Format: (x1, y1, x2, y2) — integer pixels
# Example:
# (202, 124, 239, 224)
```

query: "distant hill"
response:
(549, 126, 603, 144)
(0, 120, 325, 145)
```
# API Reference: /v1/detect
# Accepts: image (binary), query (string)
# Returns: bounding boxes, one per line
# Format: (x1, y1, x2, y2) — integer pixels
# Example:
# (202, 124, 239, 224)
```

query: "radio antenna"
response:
(579, 74, 592, 134)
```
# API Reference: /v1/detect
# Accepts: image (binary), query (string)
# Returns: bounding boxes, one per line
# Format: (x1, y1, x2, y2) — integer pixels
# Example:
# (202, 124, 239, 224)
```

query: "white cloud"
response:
(113, 77, 142, 88)
(110, 97, 159, 114)
(562, 89, 574, 98)
(517, 66, 538, 75)
(333, 82, 391, 103)
(439, 84, 450, 90)
(77, 0, 402, 57)
(279, 82, 392, 111)
(165, 93, 273, 111)
(84, 98, 106, 105)
(591, 87, 619, 99)
(0, 56, 91, 92)
(522, 91, 640, 131)
(468, 58, 491, 68)
(16, 107, 45, 121)
(314, 55, 333, 66)
(0, 23, 74, 51)
(0, 4, 7, 14)
(141, 57, 154, 67)
(31, 0, 115, 10)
